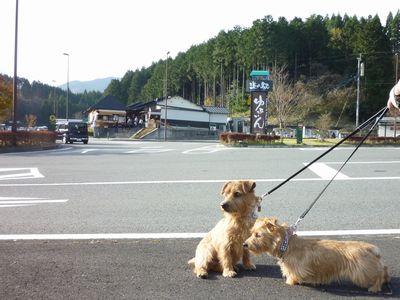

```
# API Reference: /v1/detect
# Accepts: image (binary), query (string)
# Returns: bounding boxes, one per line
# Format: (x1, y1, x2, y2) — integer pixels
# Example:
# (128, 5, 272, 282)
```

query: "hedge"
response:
(346, 136, 400, 144)
(0, 131, 57, 148)
(219, 132, 280, 145)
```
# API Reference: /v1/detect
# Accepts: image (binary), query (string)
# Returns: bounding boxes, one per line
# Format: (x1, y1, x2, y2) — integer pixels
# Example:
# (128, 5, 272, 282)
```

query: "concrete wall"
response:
(161, 109, 209, 123)
(142, 126, 221, 140)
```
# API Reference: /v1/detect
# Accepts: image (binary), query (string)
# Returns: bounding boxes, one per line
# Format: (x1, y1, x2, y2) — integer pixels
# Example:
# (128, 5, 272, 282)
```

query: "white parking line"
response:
(299, 147, 351, 151)
(304, 162, 349, 179)
(1, 176, 399, 187)
(0, 204, 32, 208)
(322, 160, 400, 165)
(182, 145, 229, 154)
(0, 168, 44, 180)
(124, 148, 173, 154)
(0, 229, 398, 240)
(0, 197, 68, 208)
(81, 149, 98, 154)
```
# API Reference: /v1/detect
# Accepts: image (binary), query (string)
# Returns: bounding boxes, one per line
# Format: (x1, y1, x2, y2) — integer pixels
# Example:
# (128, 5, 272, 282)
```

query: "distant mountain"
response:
(59, 77, 116, 93)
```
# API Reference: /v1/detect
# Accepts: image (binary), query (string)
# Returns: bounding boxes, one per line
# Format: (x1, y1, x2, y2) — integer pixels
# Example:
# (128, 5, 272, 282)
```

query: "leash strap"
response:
(293, 106, 389, 228)
(261, 106, 388, 199)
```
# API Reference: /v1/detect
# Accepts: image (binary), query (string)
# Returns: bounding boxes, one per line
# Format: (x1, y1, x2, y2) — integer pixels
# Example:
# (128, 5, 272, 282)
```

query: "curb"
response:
(0, 144, 60, 154)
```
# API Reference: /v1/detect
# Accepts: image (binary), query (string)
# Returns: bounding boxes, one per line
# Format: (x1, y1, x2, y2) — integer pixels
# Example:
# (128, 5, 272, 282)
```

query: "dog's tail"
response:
(369, 245, 381, 258)
(187, 257, 195, 267)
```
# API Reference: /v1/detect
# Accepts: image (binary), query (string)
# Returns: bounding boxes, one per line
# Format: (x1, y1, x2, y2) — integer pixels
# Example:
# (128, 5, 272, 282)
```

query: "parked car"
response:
(56, 120, 88, 144)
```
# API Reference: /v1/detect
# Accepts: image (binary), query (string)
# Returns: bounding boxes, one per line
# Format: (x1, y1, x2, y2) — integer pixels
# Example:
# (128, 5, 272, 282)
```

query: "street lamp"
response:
(63, 52, 69, 119)
(52, 80, 57, 116)
(163, 51, 170, 141)
(355, 54, 363, 128)
(396, 53, 399, 83)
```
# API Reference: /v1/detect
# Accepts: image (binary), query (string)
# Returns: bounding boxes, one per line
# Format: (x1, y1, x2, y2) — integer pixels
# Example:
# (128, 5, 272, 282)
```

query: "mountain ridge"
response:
(59, 77, 116, 93)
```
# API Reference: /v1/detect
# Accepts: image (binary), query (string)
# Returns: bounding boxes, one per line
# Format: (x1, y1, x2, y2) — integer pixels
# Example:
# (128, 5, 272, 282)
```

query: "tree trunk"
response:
(241, 66, 245, 101)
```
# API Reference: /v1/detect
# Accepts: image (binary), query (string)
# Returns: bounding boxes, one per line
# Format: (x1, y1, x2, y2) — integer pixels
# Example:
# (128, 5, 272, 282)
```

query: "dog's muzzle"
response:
(220, 201, 230, 212)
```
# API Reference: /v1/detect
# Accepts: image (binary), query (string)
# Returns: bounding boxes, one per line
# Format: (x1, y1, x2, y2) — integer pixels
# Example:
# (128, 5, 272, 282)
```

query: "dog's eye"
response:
(255, 233, 261, 238)
(234, 192, 241, 197)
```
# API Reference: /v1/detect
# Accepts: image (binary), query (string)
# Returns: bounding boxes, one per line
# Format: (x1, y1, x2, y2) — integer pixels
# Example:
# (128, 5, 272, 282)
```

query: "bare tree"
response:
(315, 112, 333, 141)
(293, 79, 321, 124)
(268, 66, 301, 134)
(25, 114, 37, 128)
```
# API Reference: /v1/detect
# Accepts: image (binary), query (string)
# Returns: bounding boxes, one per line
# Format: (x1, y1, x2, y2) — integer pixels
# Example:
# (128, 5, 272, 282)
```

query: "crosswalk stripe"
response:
(304, 162, 349, 179)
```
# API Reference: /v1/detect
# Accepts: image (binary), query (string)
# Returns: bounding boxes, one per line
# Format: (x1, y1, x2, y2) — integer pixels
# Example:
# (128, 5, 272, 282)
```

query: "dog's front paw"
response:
(222, 270, 237, 278)
(285, 277, 298, 285)
(196, 271, 208, 279)
(244, 263, 256, 271)
(195, 268, 208, 279)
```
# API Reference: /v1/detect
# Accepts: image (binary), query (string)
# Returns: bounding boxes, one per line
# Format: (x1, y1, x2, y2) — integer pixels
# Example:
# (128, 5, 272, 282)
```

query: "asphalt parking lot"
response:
(1, 141, 399, 299)
(1, 236, 398, 299)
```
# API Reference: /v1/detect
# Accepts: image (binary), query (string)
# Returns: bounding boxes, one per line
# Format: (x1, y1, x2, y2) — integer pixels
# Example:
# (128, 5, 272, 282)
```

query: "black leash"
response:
(261, 106, 388, 199)
(292, 106, 389, 228)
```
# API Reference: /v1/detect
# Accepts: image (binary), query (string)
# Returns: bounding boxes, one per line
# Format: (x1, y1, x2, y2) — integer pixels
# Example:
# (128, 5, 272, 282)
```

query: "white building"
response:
(378, 117, 400, 137)
(157, 96, 229, 130)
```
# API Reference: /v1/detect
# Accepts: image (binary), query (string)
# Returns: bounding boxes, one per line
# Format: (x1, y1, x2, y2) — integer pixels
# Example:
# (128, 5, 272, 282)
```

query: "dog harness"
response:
(279, 225, 296, 253)
(250, 196, 263, 219)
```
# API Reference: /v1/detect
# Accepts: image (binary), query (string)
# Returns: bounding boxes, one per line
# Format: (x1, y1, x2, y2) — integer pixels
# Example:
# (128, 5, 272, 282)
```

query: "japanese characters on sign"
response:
(246, 80, 273, 92)
(251, 92, 267, 133)
(249, 70, 272, 134)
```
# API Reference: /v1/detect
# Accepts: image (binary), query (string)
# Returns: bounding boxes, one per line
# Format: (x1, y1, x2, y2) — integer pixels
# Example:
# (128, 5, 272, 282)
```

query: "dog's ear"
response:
(242, 180, 256, 193)
(266, 221, 276, 233)
(221, 181, 232, 195)
(269, 217, 278, 225)
(264, 217, 277, 232)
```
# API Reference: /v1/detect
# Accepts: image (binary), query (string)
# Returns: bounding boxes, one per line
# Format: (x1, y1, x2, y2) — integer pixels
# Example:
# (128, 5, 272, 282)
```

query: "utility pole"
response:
(394, 53, 398, 138)
(12, 0, 19, 133)
(163, 51, 169, 141)
(356, 54, 362, 128)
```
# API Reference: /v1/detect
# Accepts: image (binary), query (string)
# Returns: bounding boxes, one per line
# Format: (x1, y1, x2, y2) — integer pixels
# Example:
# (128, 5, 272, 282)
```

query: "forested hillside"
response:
(0, 74, 101, 126)
(105, 12, 400, 127)
(1, 12, 399, 128)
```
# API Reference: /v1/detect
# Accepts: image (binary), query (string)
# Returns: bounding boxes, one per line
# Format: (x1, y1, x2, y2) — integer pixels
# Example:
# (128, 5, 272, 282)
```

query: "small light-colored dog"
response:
(188, 180, 261, 278)
(243, 217, 390, 293)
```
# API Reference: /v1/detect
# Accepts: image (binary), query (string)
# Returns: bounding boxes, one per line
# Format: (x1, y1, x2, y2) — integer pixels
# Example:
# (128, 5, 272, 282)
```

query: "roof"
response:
(126, 101, 144, 110)
(378, 117, 400, 124)
(202, 106, 229, 114)
(86, 95, 126, 112)
(126, 99, 159, 112)
(250, 70, 270, 77)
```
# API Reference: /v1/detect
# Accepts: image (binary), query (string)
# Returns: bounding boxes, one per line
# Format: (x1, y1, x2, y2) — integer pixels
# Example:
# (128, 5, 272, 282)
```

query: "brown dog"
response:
(243, 217, 390, 292)
(188, 180, 261, 278)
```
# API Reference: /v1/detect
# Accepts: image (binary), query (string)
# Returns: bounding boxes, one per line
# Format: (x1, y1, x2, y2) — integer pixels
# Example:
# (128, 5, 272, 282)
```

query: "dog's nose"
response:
(220, 202, 229, 211)
(243, 242, 248, 248)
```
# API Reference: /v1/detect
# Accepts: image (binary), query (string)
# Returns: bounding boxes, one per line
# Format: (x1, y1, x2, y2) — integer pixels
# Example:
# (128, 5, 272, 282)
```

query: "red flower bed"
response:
(219, 132, 280, 144)
(0, 131, 57, 148)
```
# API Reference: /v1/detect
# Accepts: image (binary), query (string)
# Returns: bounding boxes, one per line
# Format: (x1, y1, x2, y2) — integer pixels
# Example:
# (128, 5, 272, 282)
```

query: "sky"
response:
(0, 0, 399, 87)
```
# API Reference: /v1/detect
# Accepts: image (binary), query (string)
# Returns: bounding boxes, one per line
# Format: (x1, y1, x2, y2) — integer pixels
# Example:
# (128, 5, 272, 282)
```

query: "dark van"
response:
(56, 120, 89, 144)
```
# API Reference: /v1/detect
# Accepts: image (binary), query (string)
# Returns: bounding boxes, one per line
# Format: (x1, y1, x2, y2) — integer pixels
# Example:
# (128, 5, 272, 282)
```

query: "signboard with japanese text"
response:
(249, 70, 272, 134)
(246, 80, 273, 92)
(250, 92, 267, 134)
